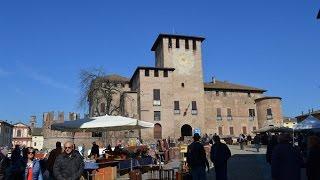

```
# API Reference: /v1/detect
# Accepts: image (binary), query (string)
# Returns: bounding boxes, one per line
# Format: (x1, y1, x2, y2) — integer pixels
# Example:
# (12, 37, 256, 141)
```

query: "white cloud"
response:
(16, 62, 77, 94)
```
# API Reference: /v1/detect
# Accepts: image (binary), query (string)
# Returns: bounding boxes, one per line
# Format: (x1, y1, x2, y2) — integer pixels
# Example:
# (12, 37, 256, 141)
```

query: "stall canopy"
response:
(294, 115, 320, 131)
(51, 114, 154, 132)
(253, 125, 292, 133)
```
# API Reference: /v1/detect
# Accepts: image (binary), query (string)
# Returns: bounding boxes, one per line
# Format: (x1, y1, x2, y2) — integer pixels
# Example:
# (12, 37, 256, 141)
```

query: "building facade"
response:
(12, 122, 32, 147)
(89, 34, 283, 140)
(0, 120, 13, 148)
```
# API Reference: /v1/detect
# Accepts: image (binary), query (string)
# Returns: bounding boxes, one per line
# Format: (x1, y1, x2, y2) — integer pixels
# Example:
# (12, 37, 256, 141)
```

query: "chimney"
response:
(212, 76, 216, 84)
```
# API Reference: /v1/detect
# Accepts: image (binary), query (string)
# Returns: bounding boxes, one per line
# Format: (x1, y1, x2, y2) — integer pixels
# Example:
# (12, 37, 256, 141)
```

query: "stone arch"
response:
(181, 124, 192, 137)
(154, 123, 162, 139)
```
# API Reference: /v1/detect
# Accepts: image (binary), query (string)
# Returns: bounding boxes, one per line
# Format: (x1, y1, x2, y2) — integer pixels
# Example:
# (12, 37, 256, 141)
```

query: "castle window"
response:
(249, 109, 255, 121)
(192, 40, 197, 50)
(154, 111, 161, 121)
(92, 132, 102, 137)
(185, 39, 189, 49)
(216, 108, 222, 120)
(153, 89, 161, 106)
(168, 38, 172, 48)
(248, 92, 252, 97)
(229, 127, 234, 135)
(163, 70, 168, 77)
(181, 83, 184, 87)
(218, 127, 223, 135)
(174, 101, 180, 114)
(145, 69, 149, 76)
(100, 103, 105, 114)
(191, 101, 197, 115)
(216, 91, 219, 96)
(267, 108, 273, 120)
(227, 108, 232, 120)
(154, 70, 159, 77)
(176, 38, 180, 48)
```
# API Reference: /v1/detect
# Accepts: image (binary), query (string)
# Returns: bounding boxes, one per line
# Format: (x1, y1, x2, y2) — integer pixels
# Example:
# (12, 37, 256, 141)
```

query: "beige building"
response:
(12, 122, 32, 147)
(31, 128, 44, 150)
(0, 120, 13, 148)
(89, 34, 283, 140)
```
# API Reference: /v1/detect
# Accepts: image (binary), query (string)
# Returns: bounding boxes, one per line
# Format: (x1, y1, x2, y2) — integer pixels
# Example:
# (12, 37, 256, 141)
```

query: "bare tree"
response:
(78, 67, 123, 117)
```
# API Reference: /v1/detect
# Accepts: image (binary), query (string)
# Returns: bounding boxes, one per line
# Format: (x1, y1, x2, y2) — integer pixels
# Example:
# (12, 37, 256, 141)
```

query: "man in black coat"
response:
(53, 141, 84, 180)
(187, 133, 209, 180)
(0, 148, 9, 180)
(210, 135, 231, 180)
(90, 142, 99, 159)
(271, 133, 303, 180)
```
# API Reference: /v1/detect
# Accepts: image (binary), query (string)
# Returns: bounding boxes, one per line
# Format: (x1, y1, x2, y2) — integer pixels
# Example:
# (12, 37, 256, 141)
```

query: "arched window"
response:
(100, 103, 105, 114)
(17, 129, 22, 137)
(154, 123, 162, 139)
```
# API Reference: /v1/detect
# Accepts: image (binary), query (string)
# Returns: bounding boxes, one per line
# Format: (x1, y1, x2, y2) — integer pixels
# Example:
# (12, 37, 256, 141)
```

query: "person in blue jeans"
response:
(187, 133, 209, 180)
(210, 135, 231, 180)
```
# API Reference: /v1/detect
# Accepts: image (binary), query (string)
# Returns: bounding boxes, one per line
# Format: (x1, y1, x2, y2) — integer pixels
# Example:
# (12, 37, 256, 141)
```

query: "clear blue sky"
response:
(0, 0, 319, 125)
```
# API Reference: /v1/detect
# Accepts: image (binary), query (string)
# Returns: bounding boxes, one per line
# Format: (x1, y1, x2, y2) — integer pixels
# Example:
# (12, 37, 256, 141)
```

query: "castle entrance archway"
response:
(181, 124, 192, 137)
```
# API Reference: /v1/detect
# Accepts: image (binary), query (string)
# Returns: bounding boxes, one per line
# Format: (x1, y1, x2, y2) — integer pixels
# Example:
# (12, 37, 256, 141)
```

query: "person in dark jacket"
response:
(253, 135, 261, 152)
(47, 141, 62, 178)
(90, 142, 99, 159)
(187, 133, 209, 180)
(11, 145, 24, 180)
(271, 133, 303, 180)
(306, 136, 320, 180)
(53, 141, 84, 180)
(0, 148, 9, 180)
(266, 135, 278, 164)
(210, 135, 231, 180)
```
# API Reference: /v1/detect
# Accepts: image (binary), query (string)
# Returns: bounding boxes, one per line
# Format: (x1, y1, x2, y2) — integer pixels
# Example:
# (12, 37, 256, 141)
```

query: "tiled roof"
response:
(204, 80, 266, 92)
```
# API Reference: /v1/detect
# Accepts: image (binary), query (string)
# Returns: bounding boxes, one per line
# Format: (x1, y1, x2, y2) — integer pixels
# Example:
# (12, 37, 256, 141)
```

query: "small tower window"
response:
(145, 69, 149, 76)
(181, 83, 184, 87)
(185, 39, 189, 49)
(176, 38, 180, 48)
(192, 40, 197, 50)
(168, 38, 172, 48)
(154, 70, 159, 77)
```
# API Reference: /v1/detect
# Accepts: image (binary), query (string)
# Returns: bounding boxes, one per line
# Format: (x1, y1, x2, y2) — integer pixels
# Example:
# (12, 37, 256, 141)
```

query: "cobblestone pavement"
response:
(207, 145, 307, 180)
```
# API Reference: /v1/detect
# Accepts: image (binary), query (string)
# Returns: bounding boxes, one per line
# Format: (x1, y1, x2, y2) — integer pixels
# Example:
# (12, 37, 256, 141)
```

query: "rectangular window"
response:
(191, 101, 197, 115)
(229, 127, 234, 135)
(185, 39, 189, 49)
(216, 108, 222, 120)
(218, 127, 223, 135)
(176, 38, 180, 48)
(227, 108, 232, 120)
(154, 111, 161, 121)
(145, 69, 149, 76)
(249, 109, 255, 117)
(163, 70, 168, 77)
(174, 101, 180, 114)
(153, 89, 161, 106)
(168, 37, 172, 48)
(154, 70, 159, 77)
(267, 108, 273, 120)
(192, 40, 197, 50)
(242, 126, 247, 134)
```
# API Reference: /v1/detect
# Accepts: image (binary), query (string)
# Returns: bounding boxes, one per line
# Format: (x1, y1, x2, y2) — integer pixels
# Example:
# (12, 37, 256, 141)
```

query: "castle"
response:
(89, 34, 283, 140)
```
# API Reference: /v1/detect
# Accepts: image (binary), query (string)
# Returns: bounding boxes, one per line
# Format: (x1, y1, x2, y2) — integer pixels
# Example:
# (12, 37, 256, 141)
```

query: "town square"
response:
(0, 1, 319, 180)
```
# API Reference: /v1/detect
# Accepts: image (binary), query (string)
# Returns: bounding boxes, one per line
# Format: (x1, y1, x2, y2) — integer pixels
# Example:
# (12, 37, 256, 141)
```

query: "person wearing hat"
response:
(187, 133, 209, 180)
